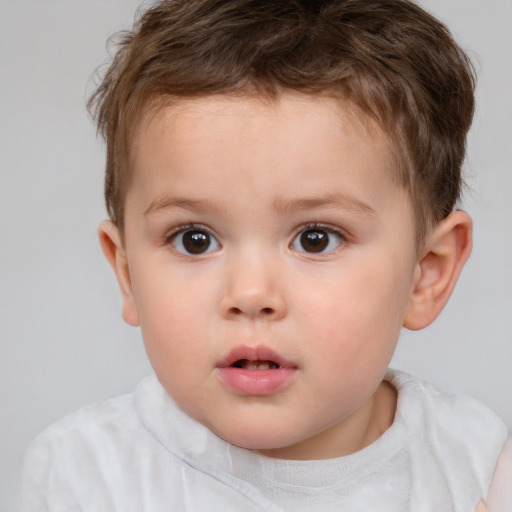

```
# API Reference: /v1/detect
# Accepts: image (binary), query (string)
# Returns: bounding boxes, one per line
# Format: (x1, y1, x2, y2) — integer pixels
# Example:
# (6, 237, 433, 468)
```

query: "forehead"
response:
(133, 92, 393, 172)
(139, 92, 385, 140)
(129, 92, 403, 214)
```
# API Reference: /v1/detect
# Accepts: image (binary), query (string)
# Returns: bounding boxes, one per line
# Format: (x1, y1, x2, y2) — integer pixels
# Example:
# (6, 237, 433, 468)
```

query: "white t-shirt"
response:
(21, 370, 511, 511)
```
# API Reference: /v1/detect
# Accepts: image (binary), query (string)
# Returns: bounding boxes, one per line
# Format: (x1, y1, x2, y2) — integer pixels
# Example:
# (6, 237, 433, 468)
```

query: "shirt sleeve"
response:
(20, 435, 54, 512)
(20, 425, 93, 512)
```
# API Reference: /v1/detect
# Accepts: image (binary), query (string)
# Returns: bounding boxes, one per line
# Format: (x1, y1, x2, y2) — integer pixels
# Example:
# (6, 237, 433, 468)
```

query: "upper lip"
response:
(217, 345, 298, 369)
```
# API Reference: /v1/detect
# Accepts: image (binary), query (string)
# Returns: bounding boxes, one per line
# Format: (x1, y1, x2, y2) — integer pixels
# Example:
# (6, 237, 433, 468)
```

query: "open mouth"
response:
(218, 345, 296, 370)
(217, 345, 297, 395)
(231, 359, 281, 370)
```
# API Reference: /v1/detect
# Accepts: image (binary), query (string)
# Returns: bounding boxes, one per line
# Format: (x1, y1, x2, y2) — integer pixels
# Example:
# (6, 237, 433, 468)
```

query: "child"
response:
(21, 0, 511, 510)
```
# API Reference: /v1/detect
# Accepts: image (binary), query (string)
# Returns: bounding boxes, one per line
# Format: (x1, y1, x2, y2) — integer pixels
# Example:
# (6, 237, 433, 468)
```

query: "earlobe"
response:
(403, 210, 472, 331)
(98, 220, 140, 327)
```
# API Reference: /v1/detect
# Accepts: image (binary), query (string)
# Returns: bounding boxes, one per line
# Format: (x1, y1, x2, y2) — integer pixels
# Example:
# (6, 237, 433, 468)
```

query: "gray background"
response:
(1, 1, 511, 510)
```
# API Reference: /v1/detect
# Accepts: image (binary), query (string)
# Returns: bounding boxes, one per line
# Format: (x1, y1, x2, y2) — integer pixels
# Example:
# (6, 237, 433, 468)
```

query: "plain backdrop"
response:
(1, 1, 511, 510)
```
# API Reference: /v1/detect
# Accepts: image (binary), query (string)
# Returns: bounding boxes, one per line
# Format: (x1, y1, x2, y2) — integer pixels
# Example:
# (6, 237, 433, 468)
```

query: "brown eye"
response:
(291, 227, 343, 254)
(300, 229, 328, 252)
(172, 229, 220, 255)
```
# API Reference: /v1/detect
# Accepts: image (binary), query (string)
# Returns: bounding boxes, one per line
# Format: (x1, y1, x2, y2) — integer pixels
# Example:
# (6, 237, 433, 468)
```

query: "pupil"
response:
(183, 231, 210, 254)
(300, 229, 328, 252)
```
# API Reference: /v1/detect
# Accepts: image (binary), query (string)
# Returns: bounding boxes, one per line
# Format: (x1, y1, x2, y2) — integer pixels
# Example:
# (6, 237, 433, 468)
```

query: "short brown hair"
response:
(88, 0, 475, 241)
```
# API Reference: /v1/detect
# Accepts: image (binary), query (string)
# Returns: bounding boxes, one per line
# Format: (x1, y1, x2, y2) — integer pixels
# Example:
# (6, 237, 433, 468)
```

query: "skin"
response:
(100, 92, 472, 460)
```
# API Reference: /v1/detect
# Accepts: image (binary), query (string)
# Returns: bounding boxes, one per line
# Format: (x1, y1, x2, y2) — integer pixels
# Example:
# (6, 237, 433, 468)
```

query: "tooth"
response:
(239, 360, 279, 370)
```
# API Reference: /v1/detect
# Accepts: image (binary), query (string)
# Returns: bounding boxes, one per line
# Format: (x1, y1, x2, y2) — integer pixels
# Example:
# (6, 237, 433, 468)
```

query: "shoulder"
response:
(387, 370, 509, 508)
(21, 376, 162, 510)
(24, 384, 139, 464)
(388, 369, 507, 454)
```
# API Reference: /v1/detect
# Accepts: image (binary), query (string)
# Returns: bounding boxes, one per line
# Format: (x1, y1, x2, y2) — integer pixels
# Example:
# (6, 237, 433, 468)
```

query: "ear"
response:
(98, 220, 140, 326)
(403, 210, 472, 331)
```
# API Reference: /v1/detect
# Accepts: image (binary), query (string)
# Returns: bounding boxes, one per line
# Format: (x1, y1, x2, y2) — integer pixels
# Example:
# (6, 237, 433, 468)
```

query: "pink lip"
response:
(216, 345, 298, 396)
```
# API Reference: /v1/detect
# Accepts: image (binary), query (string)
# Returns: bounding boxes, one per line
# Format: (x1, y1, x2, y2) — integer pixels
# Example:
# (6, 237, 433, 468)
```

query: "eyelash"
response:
(164, 223, 221, 255)
(290, 222, 346, 255)
(163, 222, 346, 256)
(164, 223, 209, 242)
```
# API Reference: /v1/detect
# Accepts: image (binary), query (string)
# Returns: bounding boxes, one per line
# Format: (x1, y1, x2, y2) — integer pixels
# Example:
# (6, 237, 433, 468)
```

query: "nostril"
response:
(227, 306, 275, 317)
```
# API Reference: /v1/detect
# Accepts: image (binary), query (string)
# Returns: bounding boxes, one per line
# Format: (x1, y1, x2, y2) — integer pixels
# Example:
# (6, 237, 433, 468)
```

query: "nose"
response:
(218, 253, 287, 321)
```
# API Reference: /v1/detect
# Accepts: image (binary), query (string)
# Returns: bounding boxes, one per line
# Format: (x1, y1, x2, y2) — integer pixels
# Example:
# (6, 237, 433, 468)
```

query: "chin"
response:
(210, 422, 298, 452)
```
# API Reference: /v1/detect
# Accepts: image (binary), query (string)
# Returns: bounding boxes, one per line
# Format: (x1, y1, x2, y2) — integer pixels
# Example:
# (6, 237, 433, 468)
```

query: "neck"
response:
(258, 380, 397, 460)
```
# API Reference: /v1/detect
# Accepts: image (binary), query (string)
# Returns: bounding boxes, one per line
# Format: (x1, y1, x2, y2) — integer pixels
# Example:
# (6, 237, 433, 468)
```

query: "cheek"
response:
(135, 278, 215, 411)
(131, 265, 216, 367)
(297, 257, 412, 362)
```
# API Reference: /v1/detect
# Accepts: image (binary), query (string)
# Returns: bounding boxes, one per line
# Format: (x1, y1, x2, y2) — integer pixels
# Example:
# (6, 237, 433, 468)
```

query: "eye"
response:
(170, 227, 221, 255)
(291, 225, 343, 254)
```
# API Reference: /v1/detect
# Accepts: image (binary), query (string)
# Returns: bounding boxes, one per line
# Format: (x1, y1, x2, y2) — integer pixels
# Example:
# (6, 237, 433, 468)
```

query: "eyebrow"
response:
(144, 193, 375, 217)
(272, 194, 376, 216)
(144, 197, 227, 216)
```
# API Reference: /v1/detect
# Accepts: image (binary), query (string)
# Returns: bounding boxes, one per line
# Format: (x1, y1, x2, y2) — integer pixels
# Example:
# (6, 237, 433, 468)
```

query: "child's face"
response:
(118, 93, 420, 459)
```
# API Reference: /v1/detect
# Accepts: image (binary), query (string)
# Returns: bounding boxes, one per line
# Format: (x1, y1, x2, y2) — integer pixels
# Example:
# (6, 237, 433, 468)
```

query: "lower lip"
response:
(217, 367, 296, 396)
